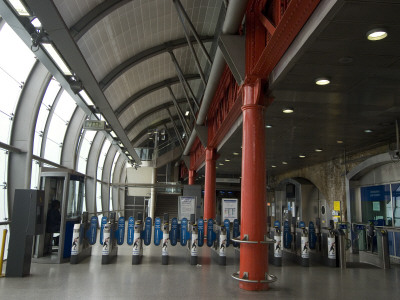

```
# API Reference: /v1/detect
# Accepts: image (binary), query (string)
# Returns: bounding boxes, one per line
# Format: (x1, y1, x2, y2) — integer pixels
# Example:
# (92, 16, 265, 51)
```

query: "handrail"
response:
(231, 235, 275, 244)
(231, 271, 277, 284)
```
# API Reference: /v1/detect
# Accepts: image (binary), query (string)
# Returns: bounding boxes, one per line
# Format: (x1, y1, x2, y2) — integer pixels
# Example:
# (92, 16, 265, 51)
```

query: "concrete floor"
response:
(1, 243, 400, 300)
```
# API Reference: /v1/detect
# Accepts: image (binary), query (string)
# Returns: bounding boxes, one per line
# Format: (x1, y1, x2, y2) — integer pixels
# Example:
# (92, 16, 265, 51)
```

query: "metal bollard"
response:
(338, 229, 346, 269)
(380, 230, 390, 269)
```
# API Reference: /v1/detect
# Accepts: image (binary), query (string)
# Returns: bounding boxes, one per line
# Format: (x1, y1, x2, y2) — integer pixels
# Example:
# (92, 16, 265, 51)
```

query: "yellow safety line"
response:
(0, 229, 7, 277)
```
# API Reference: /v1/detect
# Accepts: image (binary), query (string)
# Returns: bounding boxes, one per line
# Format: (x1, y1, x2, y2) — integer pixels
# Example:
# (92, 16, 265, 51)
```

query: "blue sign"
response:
(274, 220, 281, 229)
(88, 216, 98, 245)
(180, 218, 188, 246)
(100, 216, 108, 245)
(170, 218, 178, 246)
(283, 220, 292, 249)
(233, 219, 240, 247)
(361, 185, 390, 202)
(127, 217, 135, 245)
(207, 219, 214, 247)
(143, 217, 152, 246)
(299, 221, 305, 229)
(309, 221, 317, 250)
(154, 217, 162, 246)
(224, 219, 230, 247)
(117, 217, 125, 245)
(197, 218, 204, 247)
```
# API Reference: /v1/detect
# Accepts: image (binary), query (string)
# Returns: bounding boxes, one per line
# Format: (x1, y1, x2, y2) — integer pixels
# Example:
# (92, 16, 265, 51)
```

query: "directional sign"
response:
(117, 217, 125, 245)
(180, 218, 188, 246)
(207, 219, 214, 247)
(154, 217, 162, 246)
(143, 217, 152, 246)
(127, 217, 135, 245)
(170, 218, 178, 246)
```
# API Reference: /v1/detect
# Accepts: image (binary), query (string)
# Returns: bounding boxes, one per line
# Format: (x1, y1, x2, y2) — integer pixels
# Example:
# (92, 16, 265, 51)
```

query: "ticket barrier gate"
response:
(270, 221, 282, 266)
(295, 221, 309, 267)
(128, 213, 152, 265)
(70, 212, 97, 264)
(207, 218, 231, 265)
(100, 212, 121, 264)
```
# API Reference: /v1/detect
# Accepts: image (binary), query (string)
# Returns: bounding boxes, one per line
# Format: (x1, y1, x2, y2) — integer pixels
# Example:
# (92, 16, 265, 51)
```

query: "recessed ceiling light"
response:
(271, 165, 277, 168)
(282, 108, 294, 114)
(8, 0, 30, 16)
(225, 159, 230, 162)
(337, 140, 343, 144)
(42, 43, 72, 76)
(185, 110, 190, 116)
(31, 17, 42, 28)
(299, 155, 306, 158)
(282, 161, 288, 165)
(219, 163, 224, 166)
(366, 28, 388, 41)
(233, 152, 240, 155)
(265, 125, 272, 128)
(315, 149, 323, 152)
(364, 129, 373, 133)
(315, 77, 330, 85)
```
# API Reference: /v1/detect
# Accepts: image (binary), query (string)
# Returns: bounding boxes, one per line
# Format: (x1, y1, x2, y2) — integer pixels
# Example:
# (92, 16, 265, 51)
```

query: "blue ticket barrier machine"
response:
(101, 212, 118, 264)
(70, 212, 96, 264)
(283, 220, 292, 249)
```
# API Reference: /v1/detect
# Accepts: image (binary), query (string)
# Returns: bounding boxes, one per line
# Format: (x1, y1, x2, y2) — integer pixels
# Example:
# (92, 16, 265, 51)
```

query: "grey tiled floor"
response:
(1, 242, 399, 299)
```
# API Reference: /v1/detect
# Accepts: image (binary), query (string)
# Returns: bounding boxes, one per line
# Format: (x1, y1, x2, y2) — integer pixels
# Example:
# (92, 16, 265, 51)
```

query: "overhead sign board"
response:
(83, 120, 106, 131)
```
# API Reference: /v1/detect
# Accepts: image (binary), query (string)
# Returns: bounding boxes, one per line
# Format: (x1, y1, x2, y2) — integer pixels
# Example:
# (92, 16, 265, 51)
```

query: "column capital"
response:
(205, 147, 218, 161)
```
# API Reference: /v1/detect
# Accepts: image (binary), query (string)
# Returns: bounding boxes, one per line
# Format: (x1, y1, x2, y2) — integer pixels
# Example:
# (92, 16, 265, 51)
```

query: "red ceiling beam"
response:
(251, 0, 321, 79)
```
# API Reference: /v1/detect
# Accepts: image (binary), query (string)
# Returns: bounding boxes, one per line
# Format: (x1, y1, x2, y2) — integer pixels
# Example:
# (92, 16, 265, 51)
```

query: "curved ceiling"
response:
(50, 0, 224, 151)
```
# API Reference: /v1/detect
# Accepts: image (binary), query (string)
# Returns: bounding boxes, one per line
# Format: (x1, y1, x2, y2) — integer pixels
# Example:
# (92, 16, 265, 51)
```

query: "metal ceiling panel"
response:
(53, 0, 104, 28)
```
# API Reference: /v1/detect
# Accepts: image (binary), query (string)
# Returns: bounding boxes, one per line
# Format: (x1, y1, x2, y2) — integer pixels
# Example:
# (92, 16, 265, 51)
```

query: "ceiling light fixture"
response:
(299, 155, 306, 158)
(282, 108, 294, 114)
(219, 163, 224, 166)
(337, 140, 343, 144)
(233, 152, 239, 156)
(110, 131, 117, 138)
(185, 110, 190, 116)
(315, 77, 330, 85)
(42, 43, 72, 76)
(271, 165, 277, 168)
(364, 129, 373, 133)
(366, 28, 388, 41)
(282, 161, 288, 165)
(225, 159, 230, 162)
(79, 90, 94, 106)
(315, 148, 323, 152)
(265, 125, 272, 128)
(8, 0, 30, 16)
(31, 17, 42, 28)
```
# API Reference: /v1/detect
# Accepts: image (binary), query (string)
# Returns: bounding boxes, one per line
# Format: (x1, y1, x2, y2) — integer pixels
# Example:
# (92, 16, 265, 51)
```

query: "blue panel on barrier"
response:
(100, 216, 108, 245)
(283, 220, 292, 249)
(88, 216, 98, 245)
(309, 221, 316, 250)
(299, 221, 305, 229)
(170, 218, 178, 246)
(154, 217, 162, 246)
(127, 217, 135, 245)
(224, 219, 230, 247)
(207, 219, 214, 247)
(274, 220, 281, 229)
(180, 218, 188, 246)
(117, 217, 125, 245)
(388, 231, 394, 256)
(198, 219, 204, 247)
(143, 217, 152, 246)
(233, 219, 240, 247)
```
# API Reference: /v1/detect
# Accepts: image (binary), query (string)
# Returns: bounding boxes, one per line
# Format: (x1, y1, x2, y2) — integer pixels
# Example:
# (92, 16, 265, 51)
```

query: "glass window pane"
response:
(96, 182, 102, 213)
(30, 160, 40, 189)
(77, 130, 96, 174)
(391, 183, 400, 227)
(53, 90, 76, 123)
(361, 185, 391, 225)
(44, 139, 62, 164)
(0, 148, 9, 222)
(97, 139, 111, 180)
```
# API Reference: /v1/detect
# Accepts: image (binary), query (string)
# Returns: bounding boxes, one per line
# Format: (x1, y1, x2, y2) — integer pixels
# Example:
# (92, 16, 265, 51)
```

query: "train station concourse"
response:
(1, 0, 400, 297)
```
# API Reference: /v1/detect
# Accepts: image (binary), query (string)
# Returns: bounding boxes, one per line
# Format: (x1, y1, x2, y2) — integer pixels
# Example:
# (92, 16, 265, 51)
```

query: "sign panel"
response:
(308, 221, 317, 250)
(170, 218, 178, 246)
(127, 217, 135, 245)
(154, 217, 162, 246)
(197, 218, 204, 247)
(100, 216, 108, 245)
(180, 218, 188, 246)
(222, 198, 238, 222)
(334, 201, 341, 211)
(117, 217, 125, 245)
(143, 217, 152, 246)
(178, 196, 196, 220)
(283, 220, 292, 249)
(88, 216, 98, 245)
(83, 120, 106, 131)
(207, 219, 214, 247)
(224, 219, 230, 247)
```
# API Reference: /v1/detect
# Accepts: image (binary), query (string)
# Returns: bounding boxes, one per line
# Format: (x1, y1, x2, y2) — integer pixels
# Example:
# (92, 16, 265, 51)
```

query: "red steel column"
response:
(204, 148, 217, 230)
(239, 78, 269, 291)
(188, 169, 195, 185)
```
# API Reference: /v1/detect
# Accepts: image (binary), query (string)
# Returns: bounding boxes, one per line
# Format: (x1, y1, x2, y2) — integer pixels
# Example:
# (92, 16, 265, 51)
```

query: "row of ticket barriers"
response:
(70, 212, 240, 265)
(269, 219, 347, 268)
